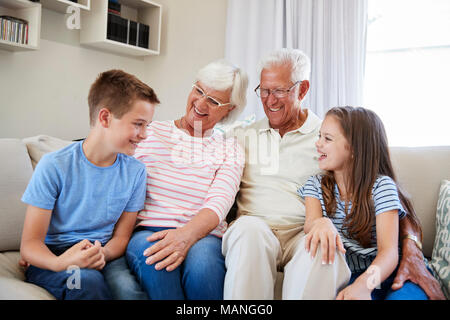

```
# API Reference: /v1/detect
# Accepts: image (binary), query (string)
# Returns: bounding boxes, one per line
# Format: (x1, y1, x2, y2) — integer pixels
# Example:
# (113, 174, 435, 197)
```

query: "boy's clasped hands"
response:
(20, 239, 107, 272)
(55, 239, 107, 272)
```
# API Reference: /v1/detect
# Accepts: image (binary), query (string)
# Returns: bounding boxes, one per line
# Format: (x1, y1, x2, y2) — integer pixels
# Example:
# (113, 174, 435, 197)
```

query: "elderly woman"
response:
(125, 60, 248, 300)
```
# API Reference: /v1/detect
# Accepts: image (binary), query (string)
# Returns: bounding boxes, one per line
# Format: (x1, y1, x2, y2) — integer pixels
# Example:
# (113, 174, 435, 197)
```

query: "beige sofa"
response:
(0, 136, 449, 299)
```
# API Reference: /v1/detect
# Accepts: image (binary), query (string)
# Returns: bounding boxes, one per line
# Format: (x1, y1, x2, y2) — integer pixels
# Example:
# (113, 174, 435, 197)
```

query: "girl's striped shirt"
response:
(298, 174, 406, 273)
(134, 120, 245, 237)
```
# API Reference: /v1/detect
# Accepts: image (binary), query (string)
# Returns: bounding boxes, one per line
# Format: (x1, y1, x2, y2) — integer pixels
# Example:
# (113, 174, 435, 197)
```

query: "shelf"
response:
(0, 39, 38, 51)
(0, 0, 37, 10)
(80, 0, 161, 57)
(0, 0, 162, 57)
(0, 0, 41, 52)
(40, 0, 90, 14)
(82, 39, 159, 57)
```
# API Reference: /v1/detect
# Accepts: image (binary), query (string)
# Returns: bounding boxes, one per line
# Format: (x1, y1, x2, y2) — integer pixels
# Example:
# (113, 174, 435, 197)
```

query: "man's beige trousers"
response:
(222, 216, 351, 299)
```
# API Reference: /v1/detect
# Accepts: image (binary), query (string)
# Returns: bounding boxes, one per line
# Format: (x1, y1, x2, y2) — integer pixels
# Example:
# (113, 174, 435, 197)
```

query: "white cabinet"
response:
(0, 0, 161, 57)
(39, 0, 90, 14)
(0, 0, 41, 51)
(80, 0, 162, 57)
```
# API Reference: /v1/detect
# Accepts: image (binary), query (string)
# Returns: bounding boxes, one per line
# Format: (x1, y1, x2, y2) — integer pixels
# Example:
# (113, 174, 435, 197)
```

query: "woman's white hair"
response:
(196, 59, 248, 125)
(258, 48, 311, 83)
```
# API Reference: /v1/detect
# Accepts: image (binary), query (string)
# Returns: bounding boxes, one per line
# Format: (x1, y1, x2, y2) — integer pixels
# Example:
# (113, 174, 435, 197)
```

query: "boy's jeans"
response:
(25, 244, 112, 300)
(126, 226, 225, 300)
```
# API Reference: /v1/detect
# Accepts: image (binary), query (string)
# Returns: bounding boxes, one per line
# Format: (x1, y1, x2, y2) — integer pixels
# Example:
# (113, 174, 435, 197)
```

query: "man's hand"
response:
(143, 228, 196, 272)
(305, 217, 346, 265)
(392, 239, 445, 300)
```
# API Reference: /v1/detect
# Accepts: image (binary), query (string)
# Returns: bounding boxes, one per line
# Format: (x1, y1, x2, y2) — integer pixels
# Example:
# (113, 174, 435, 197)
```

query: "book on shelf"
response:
(128, 20, 137, 46)
(107, 13, 127, 44)
(108, 0, 121, 16)
(0, 16, 29, 45)
(107, 13, 150, 49)
(137, 23, 149, 49)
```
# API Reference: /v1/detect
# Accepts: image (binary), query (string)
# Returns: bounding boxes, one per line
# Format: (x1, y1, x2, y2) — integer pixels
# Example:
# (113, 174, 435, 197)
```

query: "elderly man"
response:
(222, 48, 445, 300)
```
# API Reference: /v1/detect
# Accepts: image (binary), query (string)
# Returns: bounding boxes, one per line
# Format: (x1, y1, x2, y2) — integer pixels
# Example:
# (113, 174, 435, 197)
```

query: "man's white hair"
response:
(196, 59, 248, 125)
(258, 48, 311, 83)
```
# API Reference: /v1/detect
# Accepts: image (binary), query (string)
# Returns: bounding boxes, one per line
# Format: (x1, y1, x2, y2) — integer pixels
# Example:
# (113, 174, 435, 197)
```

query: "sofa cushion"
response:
(22, 135, 72, 169)
(0, 139, 34, 252)
(430, 180, 450, 299)
(0, 251, 54, 299)
(390, 146, 450, 257)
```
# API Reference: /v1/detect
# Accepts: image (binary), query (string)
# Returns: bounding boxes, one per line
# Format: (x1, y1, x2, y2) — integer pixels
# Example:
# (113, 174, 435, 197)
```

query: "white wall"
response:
(0, 0, 227, 140)
(144, 0, 228, 123)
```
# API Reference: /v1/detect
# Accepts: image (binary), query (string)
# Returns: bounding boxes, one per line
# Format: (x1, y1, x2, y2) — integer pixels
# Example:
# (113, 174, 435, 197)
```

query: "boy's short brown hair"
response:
(88, 69, 160, 126)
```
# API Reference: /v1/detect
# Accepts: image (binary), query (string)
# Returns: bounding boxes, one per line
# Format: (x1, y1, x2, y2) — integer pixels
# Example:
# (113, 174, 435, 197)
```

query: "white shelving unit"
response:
(0, 0, 41, 52)
(39, 0, 90, 14)
(80, 0, 162, 57)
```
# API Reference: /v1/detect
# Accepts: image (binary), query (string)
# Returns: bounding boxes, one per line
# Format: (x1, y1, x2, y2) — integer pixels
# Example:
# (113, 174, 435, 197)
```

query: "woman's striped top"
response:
(134, 120, 245, 237)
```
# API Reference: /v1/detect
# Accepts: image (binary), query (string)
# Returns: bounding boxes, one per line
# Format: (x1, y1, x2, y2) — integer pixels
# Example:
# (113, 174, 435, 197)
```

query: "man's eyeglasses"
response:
(254, 81, 301, 99)
(192, 84, 232, 108)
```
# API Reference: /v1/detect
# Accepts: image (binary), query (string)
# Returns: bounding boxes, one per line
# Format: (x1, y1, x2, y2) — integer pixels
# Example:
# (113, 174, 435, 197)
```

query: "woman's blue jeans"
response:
(126, 227, 225, 300)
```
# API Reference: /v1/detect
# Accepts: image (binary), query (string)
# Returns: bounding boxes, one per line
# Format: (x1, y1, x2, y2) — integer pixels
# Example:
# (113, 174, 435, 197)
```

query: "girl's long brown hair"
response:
(321, 107, 422, 248)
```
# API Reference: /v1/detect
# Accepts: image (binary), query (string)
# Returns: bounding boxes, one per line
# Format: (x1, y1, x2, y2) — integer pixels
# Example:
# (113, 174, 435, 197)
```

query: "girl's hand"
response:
(336, 282, 372, 300)
(143, 228, 196, 272)
(305, 217, 346, 264)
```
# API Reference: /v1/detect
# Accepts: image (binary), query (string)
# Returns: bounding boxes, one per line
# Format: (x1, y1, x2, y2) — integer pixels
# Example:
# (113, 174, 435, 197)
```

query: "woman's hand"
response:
(305, 217, 346, 265)
(143, 228, 196, 272)
(142, 209, 220, 272)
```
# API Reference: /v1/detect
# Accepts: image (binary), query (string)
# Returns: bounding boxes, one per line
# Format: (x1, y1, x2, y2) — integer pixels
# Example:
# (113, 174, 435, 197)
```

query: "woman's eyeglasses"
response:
(192, 84, 232, 108)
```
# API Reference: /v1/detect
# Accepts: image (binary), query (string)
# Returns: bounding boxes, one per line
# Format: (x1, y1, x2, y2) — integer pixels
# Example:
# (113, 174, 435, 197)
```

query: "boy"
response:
(20, 70, 159, 299)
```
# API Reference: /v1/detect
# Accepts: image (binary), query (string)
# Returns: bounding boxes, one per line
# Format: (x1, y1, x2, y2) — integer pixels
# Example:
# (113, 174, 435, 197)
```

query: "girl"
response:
(298, 106, 426, 300)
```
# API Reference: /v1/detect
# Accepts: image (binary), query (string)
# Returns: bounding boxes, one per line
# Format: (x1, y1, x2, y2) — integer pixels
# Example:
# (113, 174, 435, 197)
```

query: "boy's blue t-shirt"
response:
(21, 141, 147, 246)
